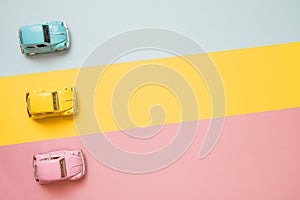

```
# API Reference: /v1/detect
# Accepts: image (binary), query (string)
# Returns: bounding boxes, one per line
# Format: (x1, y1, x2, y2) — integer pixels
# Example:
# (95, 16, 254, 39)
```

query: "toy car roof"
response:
(20, 24, 47, 45)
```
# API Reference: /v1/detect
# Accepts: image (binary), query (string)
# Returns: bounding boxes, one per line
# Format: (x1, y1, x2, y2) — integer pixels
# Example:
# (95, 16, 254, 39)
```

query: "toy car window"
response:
(50, 156, 60, 160)
(34, 164, 38, 180)
(59, 158, 67, 178)
(52, 92, 60, 111)
(42, 25, 50, 43)
(37, 44, 47, 47)
(26, 46, 35, 48)
(26, 96, 30, 109)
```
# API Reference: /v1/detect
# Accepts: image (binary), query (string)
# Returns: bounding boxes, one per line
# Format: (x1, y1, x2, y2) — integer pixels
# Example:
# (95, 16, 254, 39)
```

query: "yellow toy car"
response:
(26, 87, 78, 119)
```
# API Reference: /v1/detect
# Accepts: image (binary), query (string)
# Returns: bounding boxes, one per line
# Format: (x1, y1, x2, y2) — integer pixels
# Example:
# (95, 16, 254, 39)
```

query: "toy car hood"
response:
(58, 89, 76, 111)
(66, 156, 84, 178)
(48, 21, 68, 45)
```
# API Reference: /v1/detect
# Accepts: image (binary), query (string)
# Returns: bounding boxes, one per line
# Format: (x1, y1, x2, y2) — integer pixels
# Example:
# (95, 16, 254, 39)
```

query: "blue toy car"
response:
(18, 21, 70, 55)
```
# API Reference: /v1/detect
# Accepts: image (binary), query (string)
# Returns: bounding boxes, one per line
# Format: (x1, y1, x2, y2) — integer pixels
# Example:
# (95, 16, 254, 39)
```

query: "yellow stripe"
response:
(1, 42, 299, 146)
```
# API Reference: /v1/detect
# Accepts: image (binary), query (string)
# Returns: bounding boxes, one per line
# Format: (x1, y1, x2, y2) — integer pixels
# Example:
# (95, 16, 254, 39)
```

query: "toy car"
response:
(18, 21, 70, 55)
(33, 149, 86, 184)
(26, 87, 78, 119)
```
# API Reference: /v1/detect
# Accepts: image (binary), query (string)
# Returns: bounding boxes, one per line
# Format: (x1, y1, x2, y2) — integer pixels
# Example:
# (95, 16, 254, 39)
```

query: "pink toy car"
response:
(33, 149, 86, 184)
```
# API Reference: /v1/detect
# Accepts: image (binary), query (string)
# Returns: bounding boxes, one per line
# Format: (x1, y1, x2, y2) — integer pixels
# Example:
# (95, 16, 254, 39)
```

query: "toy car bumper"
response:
(79, 149, 86, 177)
(62, 21, 70, 49)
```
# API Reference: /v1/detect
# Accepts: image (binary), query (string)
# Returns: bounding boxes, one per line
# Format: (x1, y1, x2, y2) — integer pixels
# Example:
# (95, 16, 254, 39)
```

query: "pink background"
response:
(1, 108, 300, 199)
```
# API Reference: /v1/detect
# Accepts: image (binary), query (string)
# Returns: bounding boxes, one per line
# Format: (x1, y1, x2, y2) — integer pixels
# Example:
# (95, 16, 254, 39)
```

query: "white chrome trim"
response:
(79, 150, 86, 177)
(33, 157, 39, 181)
(62, 21, 70, 49)
(72, 87, 78, 115)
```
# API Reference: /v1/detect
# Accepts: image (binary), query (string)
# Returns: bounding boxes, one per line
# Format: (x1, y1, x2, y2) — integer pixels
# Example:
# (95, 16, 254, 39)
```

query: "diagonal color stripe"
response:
(2, 1, 300, 77)
(1, 108, 300, 199)
(0, 42, 299, 146)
